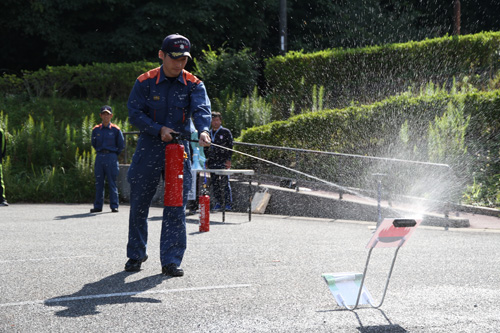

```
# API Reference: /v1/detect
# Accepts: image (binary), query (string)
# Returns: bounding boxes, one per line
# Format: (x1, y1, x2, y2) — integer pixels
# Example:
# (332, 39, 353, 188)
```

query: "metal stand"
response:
(322, 218, 421, 310)
(197, 169, 254, 223)
(342, 238, 404, 310)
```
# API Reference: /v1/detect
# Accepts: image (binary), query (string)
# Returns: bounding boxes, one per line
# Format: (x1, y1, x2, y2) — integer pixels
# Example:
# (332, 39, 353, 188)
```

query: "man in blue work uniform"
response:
(205, 112, 233, 211)
(90, 106, 125, 213)
(125, 34, 211, 277)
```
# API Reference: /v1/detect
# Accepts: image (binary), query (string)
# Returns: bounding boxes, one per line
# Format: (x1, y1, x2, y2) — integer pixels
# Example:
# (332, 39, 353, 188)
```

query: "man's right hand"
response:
(160, 126, 174, 142)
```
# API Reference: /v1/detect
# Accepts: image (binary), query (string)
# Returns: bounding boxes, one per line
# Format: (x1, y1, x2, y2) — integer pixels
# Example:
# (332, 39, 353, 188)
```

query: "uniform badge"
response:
(153, 95, 160, 101)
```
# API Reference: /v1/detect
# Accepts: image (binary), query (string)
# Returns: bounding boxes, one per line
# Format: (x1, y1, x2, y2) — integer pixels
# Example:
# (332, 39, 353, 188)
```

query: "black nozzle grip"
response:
(393, 219, 417, 228)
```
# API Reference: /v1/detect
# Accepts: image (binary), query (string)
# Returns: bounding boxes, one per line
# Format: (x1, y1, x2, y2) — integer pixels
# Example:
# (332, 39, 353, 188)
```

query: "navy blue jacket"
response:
(91, 123, 125, 154)
(127, 66, 211, 138)
(206, 126, 233, 168)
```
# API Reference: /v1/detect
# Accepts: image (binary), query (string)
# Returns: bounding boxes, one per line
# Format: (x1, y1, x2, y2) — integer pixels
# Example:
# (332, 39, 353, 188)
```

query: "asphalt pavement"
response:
(1, 203, 500, 332)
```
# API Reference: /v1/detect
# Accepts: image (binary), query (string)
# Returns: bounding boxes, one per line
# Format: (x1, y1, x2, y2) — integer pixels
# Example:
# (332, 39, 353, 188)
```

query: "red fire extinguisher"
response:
(164, 141, 185, 207)
(199, 183, 210, 232)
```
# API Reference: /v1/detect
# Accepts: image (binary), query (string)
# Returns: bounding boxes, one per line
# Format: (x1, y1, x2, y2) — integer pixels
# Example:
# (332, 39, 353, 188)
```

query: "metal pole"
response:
(377, 179, 382, 225)
(373, 173, 386, 227)
(279, 0, 287, 55)
(295, 151, 299, 191)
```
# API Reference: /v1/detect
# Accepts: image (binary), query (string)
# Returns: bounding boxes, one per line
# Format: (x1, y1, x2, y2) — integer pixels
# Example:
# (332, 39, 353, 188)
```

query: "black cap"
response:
(100, 105, 112, 114)
(161, 34, 191, 59)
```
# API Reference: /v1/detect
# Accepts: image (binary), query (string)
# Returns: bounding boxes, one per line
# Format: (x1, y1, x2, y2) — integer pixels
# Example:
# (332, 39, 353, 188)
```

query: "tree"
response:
(1, 0, 500, 74)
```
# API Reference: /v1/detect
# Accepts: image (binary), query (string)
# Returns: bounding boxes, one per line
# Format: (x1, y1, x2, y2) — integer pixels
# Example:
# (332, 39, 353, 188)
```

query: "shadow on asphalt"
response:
(317, 308, 407, 332)
(54, 211, 118, 220)
(354, 310, 407, 332)
(44, 271, 166, 317)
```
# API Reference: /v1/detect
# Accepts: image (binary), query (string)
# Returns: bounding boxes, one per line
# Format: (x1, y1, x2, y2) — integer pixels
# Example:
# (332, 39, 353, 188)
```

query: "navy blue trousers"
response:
(93, 153, 119, 210)
(126, 137, 192, 267)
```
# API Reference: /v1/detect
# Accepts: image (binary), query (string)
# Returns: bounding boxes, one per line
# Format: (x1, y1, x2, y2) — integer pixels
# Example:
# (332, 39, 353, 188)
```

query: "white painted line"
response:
(0, 284, 253, 308)
(0, 255, 94, 263)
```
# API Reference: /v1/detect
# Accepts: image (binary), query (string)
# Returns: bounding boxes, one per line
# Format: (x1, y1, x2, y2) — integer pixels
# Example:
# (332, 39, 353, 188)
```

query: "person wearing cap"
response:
(90, 105, 125, 213)
(125, 34, 211, 277)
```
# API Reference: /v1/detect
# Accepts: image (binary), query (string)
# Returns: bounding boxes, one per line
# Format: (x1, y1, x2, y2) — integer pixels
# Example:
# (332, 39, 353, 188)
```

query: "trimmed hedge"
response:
(265, 32, 500, 119)
(236, 89, 500, 206)
(0, 61, 158, 100)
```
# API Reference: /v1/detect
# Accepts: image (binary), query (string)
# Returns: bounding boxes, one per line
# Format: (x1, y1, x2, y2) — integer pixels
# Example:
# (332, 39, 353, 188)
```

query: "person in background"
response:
(205, 112, 233, 211)
(0, 126, 8, 206)
(90, 105, 125, 213)
(125, 33, 211, 277)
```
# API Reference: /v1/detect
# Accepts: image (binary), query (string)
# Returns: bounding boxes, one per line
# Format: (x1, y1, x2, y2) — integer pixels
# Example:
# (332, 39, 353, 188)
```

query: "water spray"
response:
(204, 140, 402, 217)
(187, 134, 455, 219)
(207, 141, 362, 196)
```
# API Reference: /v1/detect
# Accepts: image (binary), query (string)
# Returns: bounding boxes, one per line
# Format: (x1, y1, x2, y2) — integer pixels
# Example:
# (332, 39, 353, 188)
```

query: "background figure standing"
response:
(90, 106, 124, 213)
(205, 112, 233, 211)
(0, 127, 8, 206)
(125, 34, 211, 277)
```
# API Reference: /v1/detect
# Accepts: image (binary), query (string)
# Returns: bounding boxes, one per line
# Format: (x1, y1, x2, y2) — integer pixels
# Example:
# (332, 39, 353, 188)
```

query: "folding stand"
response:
(322, 218, 422, 310)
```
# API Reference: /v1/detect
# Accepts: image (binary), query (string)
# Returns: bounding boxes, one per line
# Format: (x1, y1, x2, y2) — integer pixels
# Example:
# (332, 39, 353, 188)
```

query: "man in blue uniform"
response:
(205, 112, 233, 211)
(90, 106, 125, 213)
(125, 34, 211, 277)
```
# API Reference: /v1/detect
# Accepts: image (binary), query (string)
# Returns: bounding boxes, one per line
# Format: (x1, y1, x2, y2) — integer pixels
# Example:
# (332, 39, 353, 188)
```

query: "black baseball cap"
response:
(161, 34, 191, 59)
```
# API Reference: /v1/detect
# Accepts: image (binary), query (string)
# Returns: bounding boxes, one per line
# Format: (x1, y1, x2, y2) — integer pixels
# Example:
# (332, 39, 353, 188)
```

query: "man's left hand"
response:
(199, 131, 211, 147)
(225, 160, 231, 169)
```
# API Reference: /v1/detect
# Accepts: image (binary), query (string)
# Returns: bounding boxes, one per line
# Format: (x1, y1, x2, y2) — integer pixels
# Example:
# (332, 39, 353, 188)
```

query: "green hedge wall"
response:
(236, 89, 500, 206)
(265, 32, 500, 119)
(0, 61, 157, 100)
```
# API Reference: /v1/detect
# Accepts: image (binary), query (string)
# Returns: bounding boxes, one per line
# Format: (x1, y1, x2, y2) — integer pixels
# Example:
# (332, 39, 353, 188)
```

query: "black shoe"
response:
(90, 208, 102, 213)
(162, 263, 184, 277)
(0, 201, 8, 206)
(111, 208, 119, 213)
(124, 255, 148, 272)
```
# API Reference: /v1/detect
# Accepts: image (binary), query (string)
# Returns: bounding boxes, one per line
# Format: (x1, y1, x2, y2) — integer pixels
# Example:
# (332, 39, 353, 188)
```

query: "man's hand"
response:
(225, 160, 231, 169)
(160, 126, 174, 142)
(199, 131, 211, 147)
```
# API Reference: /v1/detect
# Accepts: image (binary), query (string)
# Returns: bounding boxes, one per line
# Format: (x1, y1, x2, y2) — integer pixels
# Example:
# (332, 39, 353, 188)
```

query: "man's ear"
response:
(158, 50, 165, 59)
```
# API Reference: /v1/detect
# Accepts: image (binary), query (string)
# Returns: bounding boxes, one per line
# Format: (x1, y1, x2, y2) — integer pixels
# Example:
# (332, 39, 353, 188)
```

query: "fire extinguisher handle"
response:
(169, 132, 181, 143)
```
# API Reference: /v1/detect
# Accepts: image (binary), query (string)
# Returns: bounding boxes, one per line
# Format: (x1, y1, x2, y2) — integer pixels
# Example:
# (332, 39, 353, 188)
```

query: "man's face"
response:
(211, 116, 222, 130)
(159, 51, 188, 78)
(100, 112, 112, 125)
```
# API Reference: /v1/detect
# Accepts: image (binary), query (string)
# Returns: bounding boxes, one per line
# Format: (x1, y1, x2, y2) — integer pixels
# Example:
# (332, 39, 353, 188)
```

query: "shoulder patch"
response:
(110, 123, 121, 130)
(93, 124, 101, 130)
(182, 70, 201, 86)
(138, 67, 161, 83)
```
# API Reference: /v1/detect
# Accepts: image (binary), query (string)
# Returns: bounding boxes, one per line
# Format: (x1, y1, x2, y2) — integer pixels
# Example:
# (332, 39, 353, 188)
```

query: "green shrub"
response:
(0, 61, 157, 100)
(265, 31, 500, 119)
(212, 87, 272, 137)
(237, 88, 500, 207)
(1, 110, 131, 203)
(193, 46, 259, 99)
